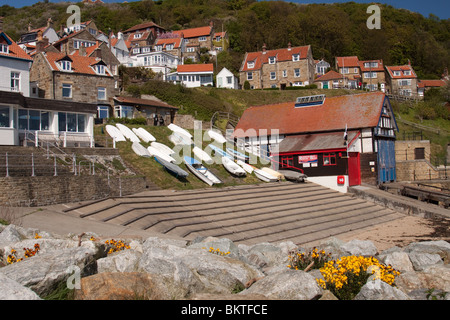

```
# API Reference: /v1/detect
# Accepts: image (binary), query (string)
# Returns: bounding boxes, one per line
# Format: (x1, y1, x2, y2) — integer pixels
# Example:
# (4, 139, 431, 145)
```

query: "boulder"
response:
(0, 224, 23, 247)
(97, 249, 142, 273)
(240, 269, 322, 300)
(75, 272, 167, 300)
(408, 252, 443, 271)
(354, 279, 411, 300)
(0, 246, 100, 296)
(341, 239, 378, 257)
(378, 251, 414, 272)
(0, 273, 42, 300)
(394, 264, 450, 294)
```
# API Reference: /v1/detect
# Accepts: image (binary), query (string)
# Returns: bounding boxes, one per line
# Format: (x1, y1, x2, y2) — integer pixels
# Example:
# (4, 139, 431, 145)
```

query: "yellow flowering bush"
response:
(6, 243, 41, 264)
(287, 247, 332, 271)
(105, 239, 131, 254)
(316, 255, 401, 300)
(205, 247, 230, 256)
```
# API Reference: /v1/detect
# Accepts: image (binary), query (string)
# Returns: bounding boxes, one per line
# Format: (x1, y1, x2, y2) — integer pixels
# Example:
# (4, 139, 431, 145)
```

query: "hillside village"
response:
(0, 0, 449, 303)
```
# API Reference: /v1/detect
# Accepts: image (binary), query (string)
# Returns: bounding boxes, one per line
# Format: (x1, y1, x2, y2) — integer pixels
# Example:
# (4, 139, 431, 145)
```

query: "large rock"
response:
(0, 273, 42, 300)
(378, 251, 414, 272)
(354, 279, 411, 300)
(240, 269, 322, 300)
(75, 272, 167, 300)
(408, 252, 443, 271)
(341, 239, 378, 257)
(395, 264, 450, 294)
(0, 224, 23, 247)
(97, 249, 142, 273)
(0, 246, 100, 296)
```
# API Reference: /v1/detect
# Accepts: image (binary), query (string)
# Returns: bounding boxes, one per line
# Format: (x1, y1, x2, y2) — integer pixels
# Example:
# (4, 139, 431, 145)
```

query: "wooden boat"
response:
(226, 147, 249, 161)
(237, 159, 253, 174)
(105, 125, 126, 142)
(116, 123, 140, 142)
(261, 167, 283, 180)
(154, 156, 189, 178)
(207, 129, 227, 144)
(168, 123, 192, 138)
(222, 157, 246, 177)
(132, 142, 151, 157)
(132, 127, 156, 143)
(208, 144, 233, 160)
(147, 146, 176, 163)
(184, 156, 222, 186)
(193, 146, 213, 165)
(150, 142, 175, 156)
(169, 131, 193, 146)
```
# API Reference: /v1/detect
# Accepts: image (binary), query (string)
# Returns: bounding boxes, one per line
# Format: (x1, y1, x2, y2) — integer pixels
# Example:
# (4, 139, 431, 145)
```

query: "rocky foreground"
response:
(0, 224, 449, 300)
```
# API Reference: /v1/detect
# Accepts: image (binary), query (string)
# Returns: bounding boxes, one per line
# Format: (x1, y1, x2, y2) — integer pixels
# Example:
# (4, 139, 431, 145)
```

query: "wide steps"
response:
(61, 181, 403, 246)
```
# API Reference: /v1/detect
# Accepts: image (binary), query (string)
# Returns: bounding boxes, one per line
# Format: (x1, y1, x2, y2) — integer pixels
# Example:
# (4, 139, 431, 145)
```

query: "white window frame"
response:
(60, 60, 72, 72)
(292, 54, 299, 62)
(133, 48, 140, 54)
(294, 68, 300, 77)
(268, 56, 276, 64)
(97, 87, 107, 100)
(62, 83, 72, 98)
(393, 71, 401, 76)
(10, 72, 20, 92)
(398, 79, 411, 86)
(134, 33, 142, 39)
(0, 43, 9, 54)
(342, 67, 349, 74)
(270, 72, 276, 80)
(403, 70, 411, 76)
(247, 61, 255, 69)
(247, 72, 253, 80)
(199, 36, 207, 42)
(282, 70, 287, 78)
(95, 65, 106, 75)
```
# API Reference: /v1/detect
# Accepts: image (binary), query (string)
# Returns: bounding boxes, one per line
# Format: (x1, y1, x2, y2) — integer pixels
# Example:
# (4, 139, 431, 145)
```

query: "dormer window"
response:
(269, 56, 276, 64)
(292, 54, 299, 62)
(134, 33, 142, 39)
(404, 70, 411, 76)
(166, 44, 174, 50)
(96, 65, 105, 75)
(247, 61, 255, 69)
(0, 43, 9, 54)
(60, 60, 72, 71)
(393, 71, 401, 76)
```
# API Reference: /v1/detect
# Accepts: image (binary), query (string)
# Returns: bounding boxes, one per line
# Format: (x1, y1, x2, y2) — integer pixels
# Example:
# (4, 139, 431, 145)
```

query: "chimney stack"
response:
(36, 37, 49, 53)
(47, 18, 53, 28)
(79, 45, 86, 56)
(262, 43, 267, 54)
(288, 42, 291, 51)
(28, 22, 32, 32)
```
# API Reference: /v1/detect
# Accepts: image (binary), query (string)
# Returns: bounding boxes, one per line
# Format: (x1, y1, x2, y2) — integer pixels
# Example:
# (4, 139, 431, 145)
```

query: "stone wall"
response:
(0, 175, 147, 207)
(173, 114, 210, 130)
(396, 160, 441, 181)
(396, 140, 431, 161)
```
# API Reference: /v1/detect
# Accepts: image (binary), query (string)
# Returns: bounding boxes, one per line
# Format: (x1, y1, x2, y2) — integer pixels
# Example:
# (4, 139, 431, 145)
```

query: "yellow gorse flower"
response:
(206, 247, 230, 256)
(105, 239, 131, 254)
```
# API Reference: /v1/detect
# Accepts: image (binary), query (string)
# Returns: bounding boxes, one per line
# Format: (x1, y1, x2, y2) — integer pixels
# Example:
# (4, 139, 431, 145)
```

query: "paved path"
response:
(25, 181, 404, 246)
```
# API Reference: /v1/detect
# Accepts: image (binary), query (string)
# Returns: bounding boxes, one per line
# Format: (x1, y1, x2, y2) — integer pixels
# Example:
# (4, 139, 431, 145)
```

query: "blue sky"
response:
(0, 0, 449, 19)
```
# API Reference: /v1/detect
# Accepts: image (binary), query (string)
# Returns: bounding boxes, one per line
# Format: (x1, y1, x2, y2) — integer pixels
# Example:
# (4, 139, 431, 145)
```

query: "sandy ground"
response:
(338, 214, 450, 251)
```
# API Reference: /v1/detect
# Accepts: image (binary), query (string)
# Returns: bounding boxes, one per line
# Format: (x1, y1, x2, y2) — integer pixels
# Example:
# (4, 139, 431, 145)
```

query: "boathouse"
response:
(233, 92, 398, 192)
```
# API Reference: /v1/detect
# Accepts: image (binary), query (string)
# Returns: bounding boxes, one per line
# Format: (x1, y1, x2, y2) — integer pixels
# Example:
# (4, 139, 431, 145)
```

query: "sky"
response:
(0, 0, 448, 20)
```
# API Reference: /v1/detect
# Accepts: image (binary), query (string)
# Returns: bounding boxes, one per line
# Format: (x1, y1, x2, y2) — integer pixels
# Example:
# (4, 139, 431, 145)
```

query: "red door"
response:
(348, 152, 361, 186)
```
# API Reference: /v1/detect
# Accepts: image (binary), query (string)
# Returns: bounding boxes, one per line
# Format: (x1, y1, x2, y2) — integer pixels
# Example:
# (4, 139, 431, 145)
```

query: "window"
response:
(281, 156, 293, 168)
(399, 79, 411, 86)
(133, 48, 140, 54)
(0, 106, 10, 128)
(364, 62, 378, 68)
(294, 68, 300, 77)
(393, 71, 401, 76)
(247, 72, 253, 80)
(282, 70, 287, 78)
(199, 36, 206, 41)
(270, 72, 276, 80)
(247, 61, 255, 69)
(404, 70, 411, 76)
(97, 87, 106, 100)
(226, 76, 232, 84)
(0, 43, 9, 54)
(364, 72, 377, 79)
(292, 54, 299, 62)
(11, 72, 20, 92)
(143, 47, 151, 53)
(62, 83, 72, 98)
(342, 68, 349, 74)
(114, 106, 133, 118)
(323, 153, 336, 166)
(18, 109, 49, 131)
(97, 106, 109, 119)
(60, 60, 72, 71)
(187, 47, 195, 52)
(134, 33, 142, 39)
(414, 148, 425, 160)
(269, 56, 276, 64)
(96, 65, 106, 75)
(166, 44, 174, 50)
(58, 112, 86, 132)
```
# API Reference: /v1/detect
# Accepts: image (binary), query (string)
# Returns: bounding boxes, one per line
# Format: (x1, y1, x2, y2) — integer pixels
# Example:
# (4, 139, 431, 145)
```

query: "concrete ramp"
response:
(62, 182, 403, 246)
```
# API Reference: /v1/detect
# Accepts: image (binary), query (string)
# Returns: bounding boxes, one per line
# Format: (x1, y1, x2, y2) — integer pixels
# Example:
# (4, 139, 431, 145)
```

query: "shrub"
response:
(287, 247, 332, 271)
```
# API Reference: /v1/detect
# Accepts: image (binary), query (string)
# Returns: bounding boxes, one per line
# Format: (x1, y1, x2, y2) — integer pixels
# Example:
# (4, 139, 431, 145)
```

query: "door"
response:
(323, 81, 328, 89)
(348, 152, 361, 186)
(377, 139, 396, 184)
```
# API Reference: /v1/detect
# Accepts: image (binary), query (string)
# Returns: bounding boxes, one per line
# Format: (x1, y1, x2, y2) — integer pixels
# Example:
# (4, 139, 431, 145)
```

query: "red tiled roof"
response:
(359, 59, 384, 72)
(233, 92, 388, 138)
(177, 64, 213, 73)
(42, 52, 113, 76)
(240, 46, 310, 72)
(385, 65, 417, 79)
(314, 70, 345, 82)
(417, 79, 446, 88)
(124, 22, 165, 34)
(172, 26, 212, 39)
(336, 56, 360, 68)
(0, 32, 33, 61)
(155, 37, 183, 49)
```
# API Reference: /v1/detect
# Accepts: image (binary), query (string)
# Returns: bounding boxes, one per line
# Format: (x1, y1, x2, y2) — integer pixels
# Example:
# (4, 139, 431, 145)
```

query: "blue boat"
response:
(183, 156, 222, 186)
(226, 147, 249, 161)
(154, 156, 189, 179)
(208, 144, 233, 160)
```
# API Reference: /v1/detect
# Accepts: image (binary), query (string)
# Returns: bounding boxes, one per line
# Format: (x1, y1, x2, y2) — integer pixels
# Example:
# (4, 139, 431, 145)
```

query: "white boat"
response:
(253, 168, 279, 182)
(169, 131, 193, 146)
(105, 125, 126, 142)
(237, 159, 253, 174)
(147, 146, 176, 163)
(261, 167, 283, 180)
(116, 123, 140, 142)
(207, 129, 227, 144)
(168, 123, 192, 139)
(193, 146, 213, 165)
(132, 127, 156, 143)
(184, 156, 222, 186)
(150, 142, 175, 156)
(222, 157, 246, 177)
(132, 142, 151, 157)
